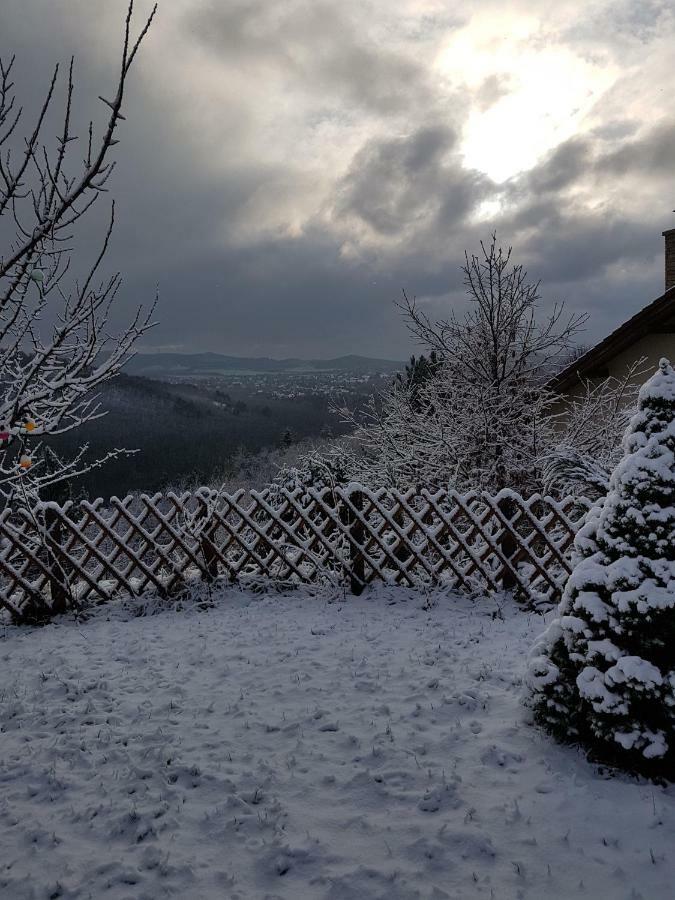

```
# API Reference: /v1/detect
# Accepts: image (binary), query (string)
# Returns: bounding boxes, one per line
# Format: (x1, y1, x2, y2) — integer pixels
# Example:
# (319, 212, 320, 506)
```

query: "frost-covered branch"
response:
(285, 236, 649, 500)
(0, 1, 158, 506)
(398, 234, 587, 387)
(542, 359, 647, 498)
(325, 235, 582, 493)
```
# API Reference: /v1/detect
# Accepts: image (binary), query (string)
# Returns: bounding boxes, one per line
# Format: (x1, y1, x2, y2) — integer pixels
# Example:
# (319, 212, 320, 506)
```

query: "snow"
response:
(1, 586, 674, 899)
(576, 666, 629, 715)
(607, 657, 664, 689)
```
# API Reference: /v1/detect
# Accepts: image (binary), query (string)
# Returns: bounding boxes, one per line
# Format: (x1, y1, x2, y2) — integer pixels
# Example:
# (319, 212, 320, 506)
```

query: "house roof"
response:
(547, 285, 675, 392)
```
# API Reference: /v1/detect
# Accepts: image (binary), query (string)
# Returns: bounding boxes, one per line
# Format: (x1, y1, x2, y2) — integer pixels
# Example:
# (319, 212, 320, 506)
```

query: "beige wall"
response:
(549, 331, 675, 424)
(606, 332, 675, 382)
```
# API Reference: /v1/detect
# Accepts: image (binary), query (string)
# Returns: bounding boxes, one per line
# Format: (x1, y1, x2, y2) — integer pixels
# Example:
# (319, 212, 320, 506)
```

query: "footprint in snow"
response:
(534, 781, 555, 794)
(443, 689, 489, 712)
(418, 783, 462, 813)
(480, 745, 524, 770)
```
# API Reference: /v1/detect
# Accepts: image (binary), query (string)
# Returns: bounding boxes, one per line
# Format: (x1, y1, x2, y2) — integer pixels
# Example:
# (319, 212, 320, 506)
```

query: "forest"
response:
(46, 372, 358, 498)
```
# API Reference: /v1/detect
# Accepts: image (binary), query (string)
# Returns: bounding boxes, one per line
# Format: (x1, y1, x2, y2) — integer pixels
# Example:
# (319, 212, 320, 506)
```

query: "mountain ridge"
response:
(124, 352, 404, 377)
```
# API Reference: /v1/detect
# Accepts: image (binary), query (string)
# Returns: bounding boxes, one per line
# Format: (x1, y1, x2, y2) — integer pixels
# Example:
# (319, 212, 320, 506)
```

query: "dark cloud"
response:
(589, 119, 639, 141)
(599, 121, 675, 176)
(335, 126, 476, 236)
(521, 216, 657, 283)
(522, 137, 592, 195)
(126, 233, 417, 358)
(0, 0, 672, 359)
(508, 118, 675, 207)
(188, 0, 433, 116)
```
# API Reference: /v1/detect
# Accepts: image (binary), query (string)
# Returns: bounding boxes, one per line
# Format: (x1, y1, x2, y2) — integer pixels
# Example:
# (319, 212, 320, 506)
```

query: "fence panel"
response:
(0, 486, 591, 621)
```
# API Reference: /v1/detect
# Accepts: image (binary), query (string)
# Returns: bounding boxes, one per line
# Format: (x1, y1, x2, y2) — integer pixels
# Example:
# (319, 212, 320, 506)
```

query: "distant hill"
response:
(47, 372, 354, 498)
(123, 352, 403, 378)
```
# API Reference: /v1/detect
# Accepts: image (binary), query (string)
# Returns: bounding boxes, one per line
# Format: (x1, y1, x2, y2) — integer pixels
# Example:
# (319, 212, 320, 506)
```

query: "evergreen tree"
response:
(281, 428, 293, 450)
(394, 352, 442, 410)
(526, 359, 675, 779)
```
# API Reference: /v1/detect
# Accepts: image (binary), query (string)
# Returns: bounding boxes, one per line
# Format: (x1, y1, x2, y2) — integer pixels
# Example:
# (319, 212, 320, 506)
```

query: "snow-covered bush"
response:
(526, 358, 675, 779)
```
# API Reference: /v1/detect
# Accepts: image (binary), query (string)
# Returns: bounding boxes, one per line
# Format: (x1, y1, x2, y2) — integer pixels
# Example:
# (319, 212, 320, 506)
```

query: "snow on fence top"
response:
(0, 485, 591, 622)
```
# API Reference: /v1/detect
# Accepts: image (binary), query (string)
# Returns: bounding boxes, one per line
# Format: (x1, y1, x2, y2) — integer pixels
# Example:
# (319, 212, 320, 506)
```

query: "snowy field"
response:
(0, 586, 673, 900)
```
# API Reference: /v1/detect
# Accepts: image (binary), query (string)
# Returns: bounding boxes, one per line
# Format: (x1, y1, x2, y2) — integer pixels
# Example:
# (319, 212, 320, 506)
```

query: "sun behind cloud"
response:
(437, 12, 618, 182)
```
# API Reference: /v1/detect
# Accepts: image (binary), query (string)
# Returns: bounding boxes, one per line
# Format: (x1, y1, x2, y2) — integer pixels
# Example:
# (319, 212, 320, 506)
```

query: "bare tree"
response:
(279, 238, 643, 509)
(397, 234, 587, 490)
(0, 1, 157, 506)
(331, 235, 586, 494)
(402, 236, 588, 379)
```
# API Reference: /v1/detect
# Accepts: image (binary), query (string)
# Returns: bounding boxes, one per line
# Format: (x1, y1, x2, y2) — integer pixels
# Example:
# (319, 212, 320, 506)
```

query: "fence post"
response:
(392, 504, 410, 562)
(44, 506, 71, 615)
(198, 498, 219, 582)
(497, 494, 518, 591)
(346, 487, 365, 596)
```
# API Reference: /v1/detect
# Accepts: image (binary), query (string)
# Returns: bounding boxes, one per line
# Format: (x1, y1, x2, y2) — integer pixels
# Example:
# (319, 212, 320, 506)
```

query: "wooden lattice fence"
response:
(0, 486, 591, 622)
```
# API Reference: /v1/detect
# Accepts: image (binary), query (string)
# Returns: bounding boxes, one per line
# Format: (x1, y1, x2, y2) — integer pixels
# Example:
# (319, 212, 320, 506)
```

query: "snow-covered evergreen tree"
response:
(526, 358, 675, 778)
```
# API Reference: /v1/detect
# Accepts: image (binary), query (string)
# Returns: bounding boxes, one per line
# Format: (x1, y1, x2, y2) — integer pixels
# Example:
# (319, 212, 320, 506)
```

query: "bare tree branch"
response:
(0, 1, 158, 506)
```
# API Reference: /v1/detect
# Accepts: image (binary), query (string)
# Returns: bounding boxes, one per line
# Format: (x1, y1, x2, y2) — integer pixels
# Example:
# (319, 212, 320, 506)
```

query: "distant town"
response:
(159, 368, 393, 401)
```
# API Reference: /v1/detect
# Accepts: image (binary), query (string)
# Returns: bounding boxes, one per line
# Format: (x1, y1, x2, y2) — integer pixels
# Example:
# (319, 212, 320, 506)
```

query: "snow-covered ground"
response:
(0, 586, 673, 900)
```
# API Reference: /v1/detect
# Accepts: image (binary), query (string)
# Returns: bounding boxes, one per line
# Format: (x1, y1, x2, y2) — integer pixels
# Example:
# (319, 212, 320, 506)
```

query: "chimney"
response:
(663, 228, 675, 291)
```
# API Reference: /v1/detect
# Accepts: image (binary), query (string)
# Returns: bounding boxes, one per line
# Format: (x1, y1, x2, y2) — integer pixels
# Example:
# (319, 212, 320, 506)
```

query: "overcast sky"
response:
(2, 0, 674, 359)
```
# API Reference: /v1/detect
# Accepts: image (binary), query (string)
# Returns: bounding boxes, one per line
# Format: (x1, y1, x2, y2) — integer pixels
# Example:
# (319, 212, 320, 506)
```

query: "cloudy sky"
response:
(2, 0, 674, 359)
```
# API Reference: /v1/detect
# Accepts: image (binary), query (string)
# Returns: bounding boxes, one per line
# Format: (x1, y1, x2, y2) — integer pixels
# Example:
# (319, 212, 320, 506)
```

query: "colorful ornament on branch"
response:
(19, 454, 32, 470)
(22, 416, 36, 433)
(0, 427, 10, 448)
(28, 268, 45, 285)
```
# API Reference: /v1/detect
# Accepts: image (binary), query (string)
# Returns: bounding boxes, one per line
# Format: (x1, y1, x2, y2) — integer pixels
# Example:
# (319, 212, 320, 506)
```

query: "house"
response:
(547, 229, 675, 406)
